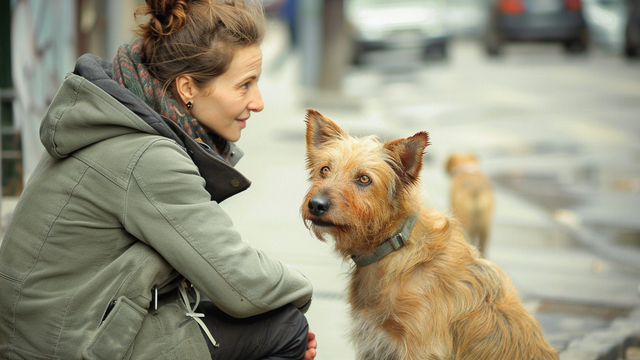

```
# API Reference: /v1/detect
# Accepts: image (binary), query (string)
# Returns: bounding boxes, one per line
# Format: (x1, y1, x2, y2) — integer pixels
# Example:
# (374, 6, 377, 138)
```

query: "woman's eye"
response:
(320, 166, 330, 178)
(357, 174, 371, 185)
(241, 82, 250, 89)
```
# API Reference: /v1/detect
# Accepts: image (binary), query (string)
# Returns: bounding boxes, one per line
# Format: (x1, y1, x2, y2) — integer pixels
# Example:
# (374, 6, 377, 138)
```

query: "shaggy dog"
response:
(301, 109, 557, 360)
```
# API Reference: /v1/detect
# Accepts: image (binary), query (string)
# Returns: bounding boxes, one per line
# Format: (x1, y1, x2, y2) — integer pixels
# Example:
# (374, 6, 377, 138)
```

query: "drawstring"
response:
(178, 280, 220, 348)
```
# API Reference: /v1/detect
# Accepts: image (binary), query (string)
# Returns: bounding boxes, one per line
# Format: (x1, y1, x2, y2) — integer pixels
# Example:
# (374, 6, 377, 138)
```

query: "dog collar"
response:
(351, 214, 419, 267)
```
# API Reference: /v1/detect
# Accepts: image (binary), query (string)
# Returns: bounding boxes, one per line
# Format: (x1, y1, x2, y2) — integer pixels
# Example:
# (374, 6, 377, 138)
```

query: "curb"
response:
(560, 308, 640, 360)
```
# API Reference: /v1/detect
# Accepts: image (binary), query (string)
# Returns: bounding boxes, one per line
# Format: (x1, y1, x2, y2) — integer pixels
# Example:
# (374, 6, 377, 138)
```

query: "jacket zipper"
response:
(100, 300, 117, 326)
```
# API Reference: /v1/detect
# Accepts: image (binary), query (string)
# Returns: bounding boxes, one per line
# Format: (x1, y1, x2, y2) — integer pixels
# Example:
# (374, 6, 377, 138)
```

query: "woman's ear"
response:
(174, 75, 196, 105)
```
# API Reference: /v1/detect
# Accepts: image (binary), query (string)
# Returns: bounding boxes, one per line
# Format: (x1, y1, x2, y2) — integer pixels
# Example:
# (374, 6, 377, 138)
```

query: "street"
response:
(2, 19, 635, 360)
(220, 22, 640, 359)
(0, 1, 638, 359)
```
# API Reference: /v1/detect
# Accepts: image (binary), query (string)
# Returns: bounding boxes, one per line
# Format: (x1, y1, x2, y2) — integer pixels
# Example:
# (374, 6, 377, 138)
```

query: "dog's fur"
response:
(301, 110, 558, 360)
(446, 153, 494, 257)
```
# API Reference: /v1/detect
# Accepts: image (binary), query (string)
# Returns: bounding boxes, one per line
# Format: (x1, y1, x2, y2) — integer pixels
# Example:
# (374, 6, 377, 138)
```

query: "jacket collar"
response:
(161, 118, 250, 202)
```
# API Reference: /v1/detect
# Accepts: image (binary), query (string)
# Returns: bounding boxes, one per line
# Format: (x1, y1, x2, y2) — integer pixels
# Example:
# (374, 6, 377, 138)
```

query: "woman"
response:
(0, 0, 316, 359)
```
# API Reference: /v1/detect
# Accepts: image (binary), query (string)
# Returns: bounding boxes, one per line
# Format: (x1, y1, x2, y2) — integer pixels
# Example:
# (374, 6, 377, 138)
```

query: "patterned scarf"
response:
(110, 38, 221, 152)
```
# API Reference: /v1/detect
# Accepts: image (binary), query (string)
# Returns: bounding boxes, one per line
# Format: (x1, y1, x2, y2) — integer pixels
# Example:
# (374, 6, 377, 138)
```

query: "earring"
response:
(186, 101, 193, 109)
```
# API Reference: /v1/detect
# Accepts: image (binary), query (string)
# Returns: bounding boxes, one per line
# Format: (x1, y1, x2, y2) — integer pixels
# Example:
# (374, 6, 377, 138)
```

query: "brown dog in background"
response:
(301, 109, 557, 360)
(446, 153, 494, 257)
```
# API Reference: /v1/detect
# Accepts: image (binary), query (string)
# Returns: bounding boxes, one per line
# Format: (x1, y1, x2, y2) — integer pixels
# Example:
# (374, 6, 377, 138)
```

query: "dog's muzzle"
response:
(308, 195, 331, 216)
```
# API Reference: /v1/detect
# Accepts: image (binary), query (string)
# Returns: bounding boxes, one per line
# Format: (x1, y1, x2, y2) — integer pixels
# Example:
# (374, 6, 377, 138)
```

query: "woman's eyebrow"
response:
(238, 74, 260, 85)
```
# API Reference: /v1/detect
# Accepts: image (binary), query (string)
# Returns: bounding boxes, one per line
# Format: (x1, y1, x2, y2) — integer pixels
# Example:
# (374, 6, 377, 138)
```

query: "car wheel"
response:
(564, 39, 587, 53)
(484, 11, 503, 56)
(351, 43, 366, 66)
(625, 26, 640, 58)
(564, 29, 588, 54)
(485, 31, 502, 56)
(424, 42, 448, 61)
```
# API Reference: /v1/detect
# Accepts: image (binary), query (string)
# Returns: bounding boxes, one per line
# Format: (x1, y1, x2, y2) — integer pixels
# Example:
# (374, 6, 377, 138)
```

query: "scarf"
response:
(110, 38, 227, 155)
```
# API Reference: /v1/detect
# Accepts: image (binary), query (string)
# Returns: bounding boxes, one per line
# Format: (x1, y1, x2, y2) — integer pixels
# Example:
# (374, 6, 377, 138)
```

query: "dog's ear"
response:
(305, 109, 347, 150)
(384, 132, 430, 184)
(445, 154, 458, 174)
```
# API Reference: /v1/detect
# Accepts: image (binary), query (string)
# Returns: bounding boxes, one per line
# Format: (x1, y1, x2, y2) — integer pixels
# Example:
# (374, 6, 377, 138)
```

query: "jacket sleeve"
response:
(122, 139, 312, 318)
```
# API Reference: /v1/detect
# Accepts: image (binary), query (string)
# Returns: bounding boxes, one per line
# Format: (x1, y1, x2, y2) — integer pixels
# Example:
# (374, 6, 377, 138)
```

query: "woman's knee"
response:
(266, 305, 309, 358)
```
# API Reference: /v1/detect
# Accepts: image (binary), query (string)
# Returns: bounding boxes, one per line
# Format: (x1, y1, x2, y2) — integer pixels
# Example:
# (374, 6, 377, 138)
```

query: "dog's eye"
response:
(320, 166, 330, 178)
(357, 175, 371, 186)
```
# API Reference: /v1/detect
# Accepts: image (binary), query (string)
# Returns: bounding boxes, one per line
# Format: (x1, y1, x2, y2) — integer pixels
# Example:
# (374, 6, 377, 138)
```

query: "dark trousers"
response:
(196, 301, 309, 360)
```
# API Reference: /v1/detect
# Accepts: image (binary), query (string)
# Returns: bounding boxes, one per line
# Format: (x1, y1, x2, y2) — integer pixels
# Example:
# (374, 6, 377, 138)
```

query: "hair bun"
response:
(155, 13, 170, 27)
(136, 0, 189, 37)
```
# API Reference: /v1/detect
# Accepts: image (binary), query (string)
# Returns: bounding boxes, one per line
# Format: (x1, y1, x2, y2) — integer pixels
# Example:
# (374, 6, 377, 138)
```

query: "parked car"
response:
(583, 0, 636, 53)
(625, 0, 640, 57)
(345, 0, 452, 65)
(484, 0, 589, 55)
(446, 0, 490, 38)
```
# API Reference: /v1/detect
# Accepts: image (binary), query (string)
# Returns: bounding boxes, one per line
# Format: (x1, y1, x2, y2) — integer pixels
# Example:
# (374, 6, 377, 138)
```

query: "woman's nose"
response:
(248, 87, 264, 113)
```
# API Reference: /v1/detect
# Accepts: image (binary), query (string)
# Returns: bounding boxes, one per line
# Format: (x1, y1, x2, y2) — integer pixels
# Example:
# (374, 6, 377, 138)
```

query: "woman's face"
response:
(189, 45, 264, 142)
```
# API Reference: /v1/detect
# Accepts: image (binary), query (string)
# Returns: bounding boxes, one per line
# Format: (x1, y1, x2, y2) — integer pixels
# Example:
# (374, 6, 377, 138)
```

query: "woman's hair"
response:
(134, 0, 265, 94)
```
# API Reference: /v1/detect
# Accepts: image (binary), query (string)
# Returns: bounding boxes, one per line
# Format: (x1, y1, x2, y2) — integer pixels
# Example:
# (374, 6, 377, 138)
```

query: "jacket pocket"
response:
(82, 296, 147, 360)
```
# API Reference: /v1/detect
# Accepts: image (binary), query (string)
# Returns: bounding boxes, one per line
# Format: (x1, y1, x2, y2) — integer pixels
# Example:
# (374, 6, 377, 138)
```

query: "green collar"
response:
(351, 214, 419, 267)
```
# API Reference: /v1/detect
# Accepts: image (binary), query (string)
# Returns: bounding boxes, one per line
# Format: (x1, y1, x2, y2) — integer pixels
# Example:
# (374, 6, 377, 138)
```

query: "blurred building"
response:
(0, 0, 143, 198)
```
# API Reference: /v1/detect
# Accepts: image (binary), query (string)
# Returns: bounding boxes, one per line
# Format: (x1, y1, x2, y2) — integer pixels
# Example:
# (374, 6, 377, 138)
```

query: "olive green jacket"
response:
(0, 55, 312, 360)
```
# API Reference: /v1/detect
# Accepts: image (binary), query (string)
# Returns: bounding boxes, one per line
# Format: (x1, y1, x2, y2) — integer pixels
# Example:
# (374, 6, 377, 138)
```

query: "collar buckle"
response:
(389, 233, 405, 251)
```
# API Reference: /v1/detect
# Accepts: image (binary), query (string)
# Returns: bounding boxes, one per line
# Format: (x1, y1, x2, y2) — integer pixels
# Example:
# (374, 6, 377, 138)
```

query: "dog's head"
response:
(445, 153, 479, 175)
(301, 109, 429, 257)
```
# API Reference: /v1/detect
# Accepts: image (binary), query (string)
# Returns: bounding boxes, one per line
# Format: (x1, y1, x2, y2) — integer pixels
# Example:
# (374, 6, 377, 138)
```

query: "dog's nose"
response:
(308, 196, 331, 216)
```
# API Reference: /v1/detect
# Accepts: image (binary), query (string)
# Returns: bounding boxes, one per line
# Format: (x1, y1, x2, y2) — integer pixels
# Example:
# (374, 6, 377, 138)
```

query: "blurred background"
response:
(1, 0, 640, 358)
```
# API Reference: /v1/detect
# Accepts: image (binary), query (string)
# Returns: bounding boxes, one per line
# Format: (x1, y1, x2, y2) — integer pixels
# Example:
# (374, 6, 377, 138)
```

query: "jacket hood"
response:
(40, 54, 250, 202)
(41, 54, 194, 159)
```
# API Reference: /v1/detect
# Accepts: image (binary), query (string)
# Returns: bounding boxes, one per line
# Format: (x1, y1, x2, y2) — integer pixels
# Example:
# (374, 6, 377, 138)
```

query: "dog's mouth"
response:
(304, 217, 347, 230)
(310, 219, 336, 227)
